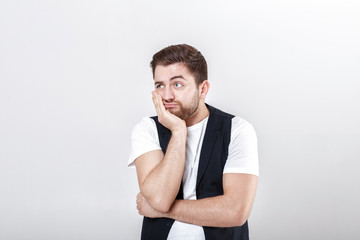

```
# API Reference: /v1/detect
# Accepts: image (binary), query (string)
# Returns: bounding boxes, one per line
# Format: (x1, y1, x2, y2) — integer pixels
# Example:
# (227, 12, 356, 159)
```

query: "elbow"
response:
(229, 207, 249, 227)
(150, 197, 173, 213)
(233, 215, 247, 227)
(141, 190, 173, 213)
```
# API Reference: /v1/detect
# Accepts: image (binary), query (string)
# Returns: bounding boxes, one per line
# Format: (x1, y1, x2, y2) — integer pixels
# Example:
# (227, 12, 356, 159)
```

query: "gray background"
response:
(1, 0, 359, 239)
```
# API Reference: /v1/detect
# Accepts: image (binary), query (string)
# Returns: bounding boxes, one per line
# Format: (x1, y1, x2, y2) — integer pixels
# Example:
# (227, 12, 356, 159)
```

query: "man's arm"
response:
(134, 91, 187, 213)
(137, 173, 258, 227)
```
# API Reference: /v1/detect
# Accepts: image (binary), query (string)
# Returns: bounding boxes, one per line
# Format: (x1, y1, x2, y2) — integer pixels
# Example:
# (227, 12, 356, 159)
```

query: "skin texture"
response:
(135, 62, 258, 227)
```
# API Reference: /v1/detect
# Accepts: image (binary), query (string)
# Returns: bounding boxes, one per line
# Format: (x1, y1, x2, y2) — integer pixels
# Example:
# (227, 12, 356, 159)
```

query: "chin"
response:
(170, 110, 184, 119)
(172, 112, 183, 119)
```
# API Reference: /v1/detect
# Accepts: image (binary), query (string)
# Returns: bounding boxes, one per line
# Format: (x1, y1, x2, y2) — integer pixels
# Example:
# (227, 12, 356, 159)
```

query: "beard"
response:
(167, 91, 200, 120)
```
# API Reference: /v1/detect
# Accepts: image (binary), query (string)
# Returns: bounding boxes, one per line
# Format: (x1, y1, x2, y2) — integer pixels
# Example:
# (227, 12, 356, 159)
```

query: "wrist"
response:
(171, 125, 187, 135)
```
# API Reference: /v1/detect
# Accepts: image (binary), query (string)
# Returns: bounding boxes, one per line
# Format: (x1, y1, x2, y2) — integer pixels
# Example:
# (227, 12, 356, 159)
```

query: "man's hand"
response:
(136, 192, 165, 218)
(152, 91, 186, 132)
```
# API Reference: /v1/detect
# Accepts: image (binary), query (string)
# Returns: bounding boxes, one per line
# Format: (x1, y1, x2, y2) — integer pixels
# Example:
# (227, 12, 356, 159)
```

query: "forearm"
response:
(141, 128, 187, 212)
(164, 195, 249, 227)
(161, 174, 258, 226)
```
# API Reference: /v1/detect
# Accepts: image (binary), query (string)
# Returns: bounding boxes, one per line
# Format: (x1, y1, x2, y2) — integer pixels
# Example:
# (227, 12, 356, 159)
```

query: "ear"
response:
(199, 80, 210, 100)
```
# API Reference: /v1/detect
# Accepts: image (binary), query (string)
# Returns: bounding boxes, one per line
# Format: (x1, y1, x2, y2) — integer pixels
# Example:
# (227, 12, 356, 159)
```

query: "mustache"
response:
(164, 99, 178, 104)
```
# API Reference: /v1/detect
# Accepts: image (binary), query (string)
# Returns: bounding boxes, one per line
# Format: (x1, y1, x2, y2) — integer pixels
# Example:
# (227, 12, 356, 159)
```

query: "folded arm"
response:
(135, 128, 186, 212)
(134, 91, 187, 213)
(137, 173, 258, 227)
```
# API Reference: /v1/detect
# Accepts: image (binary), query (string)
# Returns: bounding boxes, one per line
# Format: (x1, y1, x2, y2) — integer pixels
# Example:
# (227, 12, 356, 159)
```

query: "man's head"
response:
(150, 44, 210, 123)
(150, 44, 208, 85)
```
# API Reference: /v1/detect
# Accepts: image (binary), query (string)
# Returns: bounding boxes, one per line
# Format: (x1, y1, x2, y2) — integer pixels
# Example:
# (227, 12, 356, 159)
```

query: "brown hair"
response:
(150, 44, 208, 85)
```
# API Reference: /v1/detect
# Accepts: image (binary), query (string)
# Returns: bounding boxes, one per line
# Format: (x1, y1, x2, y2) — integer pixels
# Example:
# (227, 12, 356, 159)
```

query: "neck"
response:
(185, 101, 209, 127)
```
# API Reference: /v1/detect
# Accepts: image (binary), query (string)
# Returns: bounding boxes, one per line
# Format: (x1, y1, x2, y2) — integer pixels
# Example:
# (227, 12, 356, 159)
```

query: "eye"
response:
(174, 82, 183, 88)
(155, 84, 164, 89)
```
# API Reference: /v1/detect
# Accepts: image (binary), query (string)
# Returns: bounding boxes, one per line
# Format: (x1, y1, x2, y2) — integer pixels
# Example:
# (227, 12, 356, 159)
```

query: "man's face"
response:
(154, 63, 200, 120)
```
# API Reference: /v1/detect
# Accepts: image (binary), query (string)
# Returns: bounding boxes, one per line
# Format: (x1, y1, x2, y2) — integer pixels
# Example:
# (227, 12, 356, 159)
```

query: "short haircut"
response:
(150, 44, 208, 85)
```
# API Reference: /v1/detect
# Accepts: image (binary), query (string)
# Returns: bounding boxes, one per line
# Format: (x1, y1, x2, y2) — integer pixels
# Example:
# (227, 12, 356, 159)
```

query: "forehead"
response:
(154, 63, 194, 82)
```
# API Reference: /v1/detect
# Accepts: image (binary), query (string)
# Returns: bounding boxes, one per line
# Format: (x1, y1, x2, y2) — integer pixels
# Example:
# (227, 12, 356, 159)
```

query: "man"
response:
(128, 44, 259, 240)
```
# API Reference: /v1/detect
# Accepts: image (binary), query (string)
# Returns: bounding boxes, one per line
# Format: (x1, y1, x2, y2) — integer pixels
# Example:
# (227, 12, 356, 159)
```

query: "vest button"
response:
(166, 223, 172, 227)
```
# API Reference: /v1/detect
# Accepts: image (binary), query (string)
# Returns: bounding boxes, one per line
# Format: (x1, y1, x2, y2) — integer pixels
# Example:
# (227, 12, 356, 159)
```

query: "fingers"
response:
(151, 91, 158, 111)
(136, 199, 140, 210)
(136, 193, 142, 212)
(152, 91, 165, 116)
(152, 91, 160, 115)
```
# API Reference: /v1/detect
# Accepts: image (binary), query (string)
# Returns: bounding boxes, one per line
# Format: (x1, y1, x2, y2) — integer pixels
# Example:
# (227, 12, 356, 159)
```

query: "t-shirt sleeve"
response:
(128, 117, 161, 168)
(223, 116, 259, 176)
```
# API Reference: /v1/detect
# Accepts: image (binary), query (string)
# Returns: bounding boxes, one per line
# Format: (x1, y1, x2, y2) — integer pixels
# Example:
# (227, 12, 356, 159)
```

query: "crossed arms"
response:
(134, 92, 258, 227)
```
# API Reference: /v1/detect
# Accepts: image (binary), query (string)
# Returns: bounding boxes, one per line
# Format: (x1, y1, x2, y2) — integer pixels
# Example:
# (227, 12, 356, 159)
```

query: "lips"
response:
(164, 103, 178, 108)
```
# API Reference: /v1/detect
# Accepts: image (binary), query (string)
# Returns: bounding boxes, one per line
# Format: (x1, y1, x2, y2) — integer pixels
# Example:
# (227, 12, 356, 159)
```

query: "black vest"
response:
(141, 104, 249, 240)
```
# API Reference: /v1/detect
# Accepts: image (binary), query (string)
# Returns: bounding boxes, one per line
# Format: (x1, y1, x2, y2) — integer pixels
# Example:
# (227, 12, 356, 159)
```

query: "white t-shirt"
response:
(128, 115, 259, 240)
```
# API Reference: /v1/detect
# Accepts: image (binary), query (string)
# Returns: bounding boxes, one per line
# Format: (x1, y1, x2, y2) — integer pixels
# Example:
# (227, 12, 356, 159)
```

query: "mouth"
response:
(164, 103, 178, 109)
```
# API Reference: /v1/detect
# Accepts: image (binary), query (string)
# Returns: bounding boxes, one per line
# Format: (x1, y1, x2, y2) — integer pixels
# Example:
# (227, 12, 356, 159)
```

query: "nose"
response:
(161, 87, 175, 102)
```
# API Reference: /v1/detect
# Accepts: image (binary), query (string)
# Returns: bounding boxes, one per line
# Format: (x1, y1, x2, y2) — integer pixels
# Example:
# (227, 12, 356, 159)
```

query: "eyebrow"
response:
(170, 75, 186, 81)
(154, 75, 186, 85)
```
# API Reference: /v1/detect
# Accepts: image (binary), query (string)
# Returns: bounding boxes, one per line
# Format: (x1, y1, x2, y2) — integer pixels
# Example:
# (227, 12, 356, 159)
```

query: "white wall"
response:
(0, 0, 359, 239)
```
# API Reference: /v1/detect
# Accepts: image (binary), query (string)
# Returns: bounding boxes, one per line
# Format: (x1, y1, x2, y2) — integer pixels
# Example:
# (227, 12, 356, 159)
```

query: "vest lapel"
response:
(152, 116, 171, 152)
(196, 104, 221, 189)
